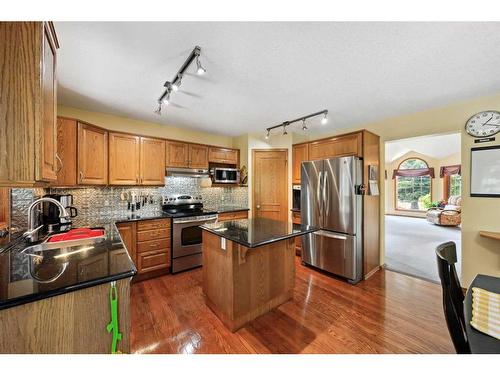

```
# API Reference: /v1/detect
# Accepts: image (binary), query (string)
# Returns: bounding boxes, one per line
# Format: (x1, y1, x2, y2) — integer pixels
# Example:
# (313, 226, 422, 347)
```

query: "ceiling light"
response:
(265, 130, 270, 139)
(163, 91, 170, 105)
(196, 56, 206, 75)
(321, 112, 328, 125)
(154, 102, 162, 116)
(283, 125, 288, 135)
(302, 119, 308, 131)
(172, 75, 182, 91)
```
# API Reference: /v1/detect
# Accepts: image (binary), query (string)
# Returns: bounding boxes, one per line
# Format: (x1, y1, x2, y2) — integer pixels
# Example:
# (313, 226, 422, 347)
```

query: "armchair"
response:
(426, 196, 462, 227)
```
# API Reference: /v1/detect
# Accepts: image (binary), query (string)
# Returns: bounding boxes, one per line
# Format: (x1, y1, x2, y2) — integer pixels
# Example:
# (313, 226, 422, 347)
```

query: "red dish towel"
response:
(47, 228, 105, 243)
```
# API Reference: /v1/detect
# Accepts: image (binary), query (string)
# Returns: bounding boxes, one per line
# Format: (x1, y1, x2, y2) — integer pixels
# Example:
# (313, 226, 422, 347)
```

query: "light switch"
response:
(221, 237, 226, 250)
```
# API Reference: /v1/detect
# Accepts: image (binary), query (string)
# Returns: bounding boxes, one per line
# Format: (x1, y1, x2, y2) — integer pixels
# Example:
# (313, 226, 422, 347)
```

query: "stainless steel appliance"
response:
(301, 156, 364, 283)
(42, 194, 78, 229)
(162, 195, 217, 273)
(166, 167, 210, 178)
(211, 167, 240, 184)
(292, 185, 301, 211)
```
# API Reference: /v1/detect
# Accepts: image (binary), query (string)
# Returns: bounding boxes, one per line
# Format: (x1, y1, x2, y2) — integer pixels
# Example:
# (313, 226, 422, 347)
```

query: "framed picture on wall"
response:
(470, 145, 500, 197)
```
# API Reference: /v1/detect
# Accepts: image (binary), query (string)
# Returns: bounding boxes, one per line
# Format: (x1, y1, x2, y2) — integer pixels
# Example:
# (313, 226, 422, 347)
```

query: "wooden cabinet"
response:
(55, 117, 77, 186)
(165, 141, 209, 169)
(77, 123, 108, 185)
(209, 147, 239, 165)
(165, 141, 189, 168)
(77, 252, 108, 282)
(109, 132, 140, 185)
(140, 137, 166, 185)
(217, 210, 249, 222)
(292, 144, 308, 184)
(0, 22, 59, 186)
(189, 144, 209, 169)
(291, 211, 302, 256)
(135, 218, 171, 277)
(308, 132, 362, 161)
(116, 221, 137, 266)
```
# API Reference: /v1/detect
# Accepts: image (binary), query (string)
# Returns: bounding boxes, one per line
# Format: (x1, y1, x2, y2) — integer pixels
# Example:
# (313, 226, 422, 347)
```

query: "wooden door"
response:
(55, 118, 77, 186)
(308, 132, 362, 161)
(77, 123, 108, 185)
(252, 150, 288, 222)
(39, 22, 58, 181)
(117, 222, 137, 266)
(189, 144, 208, 168)
(109, 132, 140, 185)
(140, 137, 165, 185)
(292, 143, 308, 184)
(208, 147, 239, 165)
(165, 141, 189, 168)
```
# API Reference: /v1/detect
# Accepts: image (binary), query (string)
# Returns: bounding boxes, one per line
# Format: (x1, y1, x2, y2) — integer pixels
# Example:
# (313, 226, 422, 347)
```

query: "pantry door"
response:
(252, 149, 288, 222)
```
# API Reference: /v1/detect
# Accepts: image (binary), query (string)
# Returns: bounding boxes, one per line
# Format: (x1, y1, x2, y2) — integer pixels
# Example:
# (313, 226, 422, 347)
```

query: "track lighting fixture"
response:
(155, 46, 206, 115)
(265, 110, 328, 138)
(154, 101, 162, 116)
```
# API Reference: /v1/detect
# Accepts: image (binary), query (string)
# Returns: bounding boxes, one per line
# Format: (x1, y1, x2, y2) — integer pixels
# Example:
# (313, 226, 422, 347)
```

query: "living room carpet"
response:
(385, 215, 462, 283)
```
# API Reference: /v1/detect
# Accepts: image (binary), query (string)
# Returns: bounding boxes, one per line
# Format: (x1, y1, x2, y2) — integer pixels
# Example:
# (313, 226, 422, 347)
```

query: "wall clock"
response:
(465, 110, 500, 138)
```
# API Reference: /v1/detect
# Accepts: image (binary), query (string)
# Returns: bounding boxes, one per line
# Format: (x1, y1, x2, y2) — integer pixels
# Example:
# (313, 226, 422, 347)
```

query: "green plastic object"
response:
(106, 281, 122, 354)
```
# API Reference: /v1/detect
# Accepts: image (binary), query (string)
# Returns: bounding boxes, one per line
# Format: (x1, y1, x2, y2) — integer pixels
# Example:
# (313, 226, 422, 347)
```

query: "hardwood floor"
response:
(130, 258, 454, 354)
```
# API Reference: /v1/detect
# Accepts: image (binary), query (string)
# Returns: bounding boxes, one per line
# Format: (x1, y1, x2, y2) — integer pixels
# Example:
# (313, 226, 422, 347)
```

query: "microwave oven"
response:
(211, 167, 240, 184)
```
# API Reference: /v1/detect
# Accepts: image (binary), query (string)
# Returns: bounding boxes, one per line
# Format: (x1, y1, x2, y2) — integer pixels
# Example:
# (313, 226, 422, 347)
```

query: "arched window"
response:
(394, 158, 433, 211)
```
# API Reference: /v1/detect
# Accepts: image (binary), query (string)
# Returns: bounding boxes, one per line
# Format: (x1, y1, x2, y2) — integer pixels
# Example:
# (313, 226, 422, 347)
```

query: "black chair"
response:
(436, 241, 470, 354)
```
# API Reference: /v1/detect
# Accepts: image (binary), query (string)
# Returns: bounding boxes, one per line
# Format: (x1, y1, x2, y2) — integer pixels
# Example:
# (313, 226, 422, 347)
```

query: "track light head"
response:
(321, 112, 328, 125)
(163, 91, 170, 105)
(302, 119, 307, 131)
(265, 130, 270, 139)
(154, 101, 162, 116)
(196, 56, 206, 75)
(283, 125, 288, 136)
(172, 75, 182, 91)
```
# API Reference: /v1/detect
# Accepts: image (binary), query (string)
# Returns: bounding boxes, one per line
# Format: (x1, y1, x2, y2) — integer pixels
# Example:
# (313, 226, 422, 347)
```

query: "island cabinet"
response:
(217, 210, 248, 222)
(291, 211, 302, 256)
(165, 141, 209, 169)
(292, 143, 308, 184)
(208, 147, 239, 165)
(0, 22, 59, 186)
(78, 122, 108, 185)
(109, 133, 165, 185)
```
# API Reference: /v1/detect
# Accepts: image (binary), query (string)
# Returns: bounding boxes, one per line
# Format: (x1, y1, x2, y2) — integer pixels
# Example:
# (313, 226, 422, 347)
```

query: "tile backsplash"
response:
(9, 177, 248, 230)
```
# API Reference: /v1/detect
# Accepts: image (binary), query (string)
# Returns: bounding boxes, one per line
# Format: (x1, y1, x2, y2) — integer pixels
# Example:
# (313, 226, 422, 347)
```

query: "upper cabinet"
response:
(0, 22, 59, 186)
(140, 137, 166, 185)
(109, 132, 140, 185)
(165, 141, 209, 169)
(55, 117, 78, 186)
(109, 133, 165, 186)
(78, 123, 108, 185)
(292, 144, 308, 184)
(308, 132, 362, 161)
(208, 147, 239, 165)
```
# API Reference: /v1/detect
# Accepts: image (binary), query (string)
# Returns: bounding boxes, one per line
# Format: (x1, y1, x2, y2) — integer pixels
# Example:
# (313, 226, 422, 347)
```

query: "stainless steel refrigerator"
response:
(301, 156, 363, 283)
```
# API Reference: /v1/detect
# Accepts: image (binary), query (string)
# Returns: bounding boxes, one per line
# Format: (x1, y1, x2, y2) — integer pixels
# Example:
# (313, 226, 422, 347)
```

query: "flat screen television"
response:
(470, 145, 500, 197)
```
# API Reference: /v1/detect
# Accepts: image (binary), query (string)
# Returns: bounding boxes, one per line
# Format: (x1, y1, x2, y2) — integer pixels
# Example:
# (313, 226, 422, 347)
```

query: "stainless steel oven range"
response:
(162, 195, 217, 273)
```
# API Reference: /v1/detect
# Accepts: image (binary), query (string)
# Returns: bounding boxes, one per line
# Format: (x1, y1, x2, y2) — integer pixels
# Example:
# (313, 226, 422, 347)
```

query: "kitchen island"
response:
(200, 218, 316, 332)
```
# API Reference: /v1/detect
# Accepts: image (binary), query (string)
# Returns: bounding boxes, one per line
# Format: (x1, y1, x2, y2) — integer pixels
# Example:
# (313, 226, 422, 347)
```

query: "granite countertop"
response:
(200, 218, 317, 248)
(291, 208, 301, 212)
(205, 205, 250, 214)
(0, 220, 139, 311)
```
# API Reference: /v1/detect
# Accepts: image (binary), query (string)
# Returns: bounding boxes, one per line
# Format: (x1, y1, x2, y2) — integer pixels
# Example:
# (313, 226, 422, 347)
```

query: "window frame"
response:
(394, 157, 433, 212)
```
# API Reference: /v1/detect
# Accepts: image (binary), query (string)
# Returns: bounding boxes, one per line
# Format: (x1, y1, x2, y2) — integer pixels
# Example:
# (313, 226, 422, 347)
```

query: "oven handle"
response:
(174, 216, 218, 224)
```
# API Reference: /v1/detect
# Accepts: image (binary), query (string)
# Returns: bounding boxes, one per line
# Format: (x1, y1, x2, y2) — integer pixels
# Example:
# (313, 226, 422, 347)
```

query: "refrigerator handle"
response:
(317, 171, 323, 218)
(323, 172, 329, 216)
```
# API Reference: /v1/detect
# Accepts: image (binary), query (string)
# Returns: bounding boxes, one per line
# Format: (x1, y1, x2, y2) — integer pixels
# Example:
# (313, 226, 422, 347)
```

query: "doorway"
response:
(384, 133, 462, 282)
(252, 149, 288, 222)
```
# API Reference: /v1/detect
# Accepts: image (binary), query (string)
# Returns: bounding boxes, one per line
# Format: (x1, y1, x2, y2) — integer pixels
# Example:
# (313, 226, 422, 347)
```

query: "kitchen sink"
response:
(21, 230, 106, 255)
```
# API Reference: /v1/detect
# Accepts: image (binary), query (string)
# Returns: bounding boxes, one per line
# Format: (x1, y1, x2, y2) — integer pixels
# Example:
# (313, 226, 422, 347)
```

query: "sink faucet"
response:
(24, 198, 70, 242)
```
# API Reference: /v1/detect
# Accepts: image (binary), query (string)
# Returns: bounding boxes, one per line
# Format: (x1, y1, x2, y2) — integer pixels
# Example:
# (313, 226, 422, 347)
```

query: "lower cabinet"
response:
(117, 218, 171, 281)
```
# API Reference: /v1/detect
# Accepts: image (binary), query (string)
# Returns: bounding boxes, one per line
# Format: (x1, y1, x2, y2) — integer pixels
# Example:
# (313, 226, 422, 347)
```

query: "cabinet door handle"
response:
(79, 171, 83, 182)
(55, 153, 63, 173)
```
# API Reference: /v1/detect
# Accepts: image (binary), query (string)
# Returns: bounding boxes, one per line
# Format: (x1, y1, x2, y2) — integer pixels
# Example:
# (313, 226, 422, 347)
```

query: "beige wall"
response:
(307, 92, 500, 286)
(385, 150, 461, 218)
(57, 105, 234, 148)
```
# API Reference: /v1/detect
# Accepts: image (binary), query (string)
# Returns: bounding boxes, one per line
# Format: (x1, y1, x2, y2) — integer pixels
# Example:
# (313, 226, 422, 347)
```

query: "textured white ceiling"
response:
(55, 22, 500, 137)
(385, 132, 461, 162)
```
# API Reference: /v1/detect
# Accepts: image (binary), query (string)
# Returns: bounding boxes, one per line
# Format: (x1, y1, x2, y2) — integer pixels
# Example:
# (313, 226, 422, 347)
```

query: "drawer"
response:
(137, 228, 170, 242)
(137, 218, 171, 231)
(218, 210, 248, 222)
(292, 211, 301, 224)
(137, 249, 170, 274)
(137, 238, 170, 253)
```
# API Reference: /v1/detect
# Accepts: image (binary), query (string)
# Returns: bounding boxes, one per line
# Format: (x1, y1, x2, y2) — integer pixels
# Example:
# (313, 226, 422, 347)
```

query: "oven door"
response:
(213, 168, 239, 183)
(172, 216, 217, 258)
